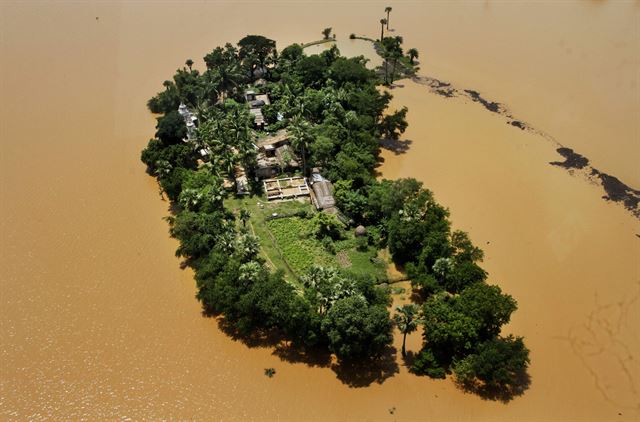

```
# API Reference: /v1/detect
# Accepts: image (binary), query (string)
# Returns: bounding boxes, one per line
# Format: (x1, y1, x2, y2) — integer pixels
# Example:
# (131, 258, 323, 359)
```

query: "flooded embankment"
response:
(1, 1, 638, 421)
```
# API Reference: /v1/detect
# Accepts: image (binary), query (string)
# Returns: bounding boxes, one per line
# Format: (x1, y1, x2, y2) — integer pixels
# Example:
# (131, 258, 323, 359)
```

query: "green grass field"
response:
(226, 195, 388, 285)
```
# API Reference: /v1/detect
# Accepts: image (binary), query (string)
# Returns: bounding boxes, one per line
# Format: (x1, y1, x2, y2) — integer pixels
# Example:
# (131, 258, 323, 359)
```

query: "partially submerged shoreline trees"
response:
(140, 31, 529, 396)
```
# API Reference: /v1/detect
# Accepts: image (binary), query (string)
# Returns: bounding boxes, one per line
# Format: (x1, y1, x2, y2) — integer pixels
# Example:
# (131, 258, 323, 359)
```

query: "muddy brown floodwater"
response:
(1, 1, 639, 421)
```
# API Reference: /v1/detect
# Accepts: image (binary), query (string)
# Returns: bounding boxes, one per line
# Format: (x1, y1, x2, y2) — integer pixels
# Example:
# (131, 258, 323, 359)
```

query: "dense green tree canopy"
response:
(456, 283, 517, 339)
(453, 335, 530, 389)
(422, 294, 480, 358)
(322, 296, 393, 361)
(296, 55, 327, 87)
(330, 57, 372, 86)
(155, 110, 187, 145)
(238, 35, 276, 76)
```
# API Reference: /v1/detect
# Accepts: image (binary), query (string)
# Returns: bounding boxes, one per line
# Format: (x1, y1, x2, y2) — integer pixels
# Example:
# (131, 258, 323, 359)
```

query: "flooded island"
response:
(2, 2, 638, 421)
(141, 29, 531, 400)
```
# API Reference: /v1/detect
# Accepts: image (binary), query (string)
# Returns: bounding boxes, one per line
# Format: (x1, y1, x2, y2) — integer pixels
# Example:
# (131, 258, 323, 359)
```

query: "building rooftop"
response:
(256, 130, 290, 149)
(311, 179, 336, 210)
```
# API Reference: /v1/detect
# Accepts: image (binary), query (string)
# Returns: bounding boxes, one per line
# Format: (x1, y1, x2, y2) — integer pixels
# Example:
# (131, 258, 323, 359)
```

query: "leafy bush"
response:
(322, 296, 393, 362)
(412, 348, 447, 378)
(453, 336, 530, 389)
(312, 212, 344, 240)
(356, 236, 368, 252)
(322, 237, 337, 254)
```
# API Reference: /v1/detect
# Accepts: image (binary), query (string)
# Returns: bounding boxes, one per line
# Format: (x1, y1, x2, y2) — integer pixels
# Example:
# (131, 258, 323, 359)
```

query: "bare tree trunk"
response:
(402, 332, 407, 357)
(391, 58, 397, 84)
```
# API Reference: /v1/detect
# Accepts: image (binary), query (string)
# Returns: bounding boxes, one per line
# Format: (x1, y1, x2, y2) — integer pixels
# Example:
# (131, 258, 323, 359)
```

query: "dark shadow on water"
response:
(214, 317, 285, 349)
(380, 138, 413, 155)
(212, 315, 333, 367)
(330, 346, 400, 388)
(206, 314, 401, 387)
(401, 350, 417, 369)
(455, 369, 532, 403)
(273, 342, 332, 368)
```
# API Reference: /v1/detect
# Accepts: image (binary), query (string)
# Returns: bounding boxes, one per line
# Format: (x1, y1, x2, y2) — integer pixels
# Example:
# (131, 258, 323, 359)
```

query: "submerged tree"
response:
(381, 36, 404, 83)
(380, 18, 387, 42)
(407, 48, 419, 64)
(453, 335, 530, 390)
(385, 6, 392, 29)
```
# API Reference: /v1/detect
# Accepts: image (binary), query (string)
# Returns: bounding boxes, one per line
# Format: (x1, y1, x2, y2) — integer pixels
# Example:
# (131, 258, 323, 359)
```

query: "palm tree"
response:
(290, 115, 312, 176)
(393, 304, 421, 357)
(385, 6, 392, 29)
(185, 59, 194, 71)
(407, 48, 419, 65)
(433, 257, 454, 285)
(390, 50, 403, 84)
(214, 62, 244, 102)
(380, 18, 387, 42)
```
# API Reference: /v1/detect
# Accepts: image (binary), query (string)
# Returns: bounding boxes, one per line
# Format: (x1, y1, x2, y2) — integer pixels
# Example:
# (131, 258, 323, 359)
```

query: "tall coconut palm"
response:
(407, 48, 419, 64)
(385, 6, 392, 29)
(290, 115, 313, 176)
(380, 18, 387, 42)
(212, 61, 244, 102)
(393, 304, 422, 357)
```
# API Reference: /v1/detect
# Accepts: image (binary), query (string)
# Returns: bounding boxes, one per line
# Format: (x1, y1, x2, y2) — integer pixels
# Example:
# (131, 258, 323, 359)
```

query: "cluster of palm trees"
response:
(376, 6, 420, 85)
(380, 6, 392, 42)
(301, 266, 363, 317)
(195, 101, 256, 183)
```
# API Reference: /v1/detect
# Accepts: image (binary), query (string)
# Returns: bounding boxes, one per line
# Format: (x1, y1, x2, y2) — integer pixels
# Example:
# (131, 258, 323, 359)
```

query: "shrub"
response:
(312, 212, 344, 240)
(412, 348, 447, 378)
(322, 236, 337, 254)
(356, 236, 368, 252)
(453, 336, 530, 389)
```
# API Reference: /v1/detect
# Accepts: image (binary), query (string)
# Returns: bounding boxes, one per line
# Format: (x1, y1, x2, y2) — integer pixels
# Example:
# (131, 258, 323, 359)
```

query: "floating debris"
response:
(550, 148, 589, 170)
(464, 89, 502, 113)
(590, 169, 640, 216)
(412, 74, 639, 220)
